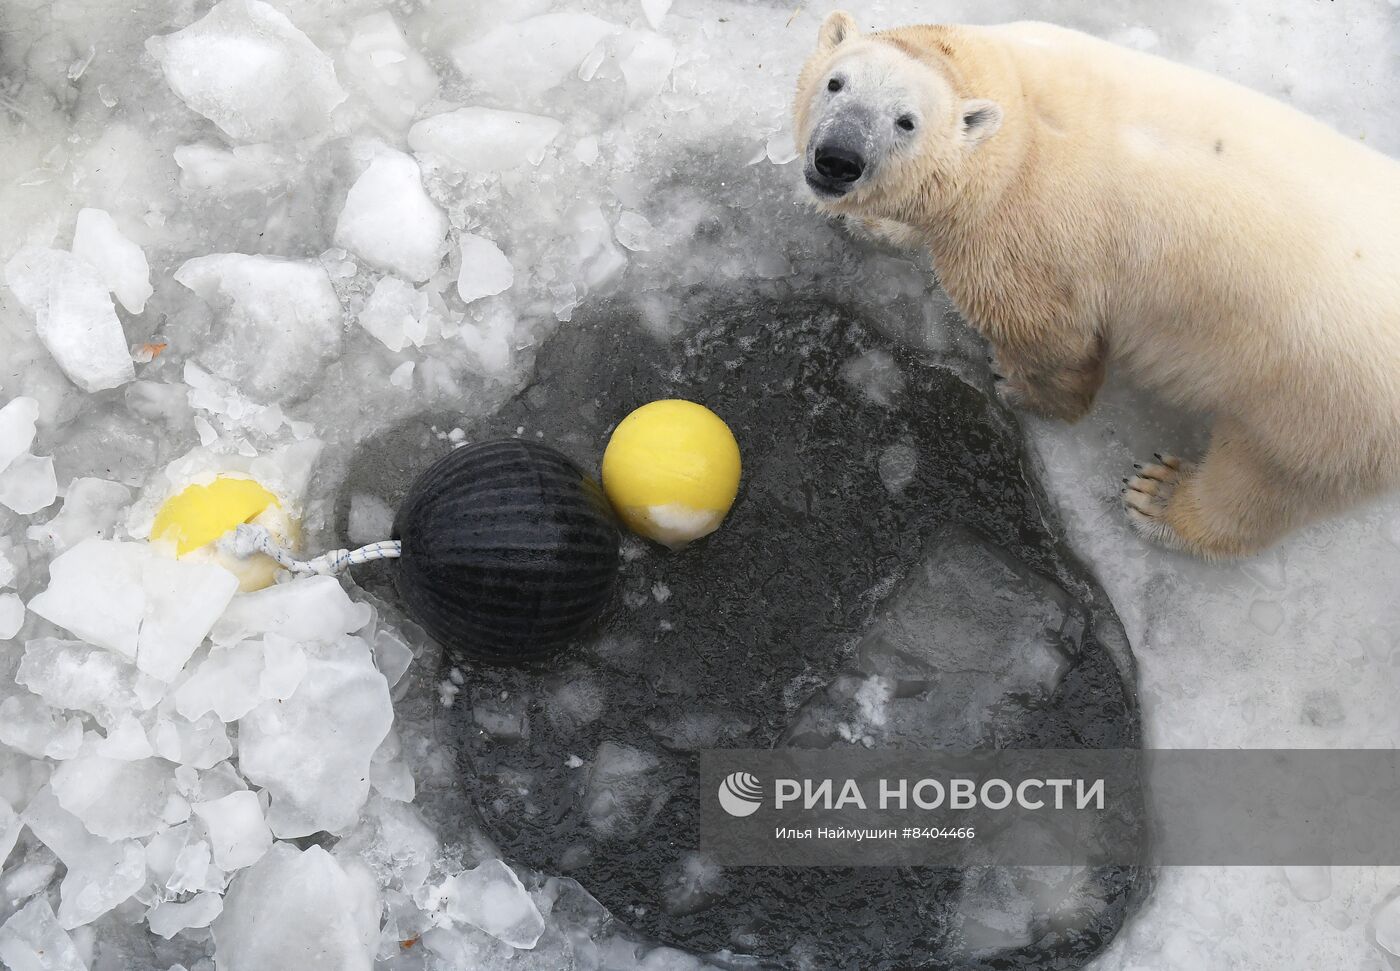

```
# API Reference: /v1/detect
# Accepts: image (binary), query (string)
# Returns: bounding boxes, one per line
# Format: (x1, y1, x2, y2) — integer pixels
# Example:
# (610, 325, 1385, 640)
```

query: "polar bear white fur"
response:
(793, 12, 1400, 558)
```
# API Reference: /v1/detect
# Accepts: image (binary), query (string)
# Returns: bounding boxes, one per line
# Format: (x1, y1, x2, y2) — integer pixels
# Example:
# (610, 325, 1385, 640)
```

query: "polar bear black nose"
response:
(814, 146, 865, 183)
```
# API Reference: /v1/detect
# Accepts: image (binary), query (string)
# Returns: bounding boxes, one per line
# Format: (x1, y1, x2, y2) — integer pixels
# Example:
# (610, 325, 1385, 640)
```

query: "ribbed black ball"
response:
(393, 439, 620, 664)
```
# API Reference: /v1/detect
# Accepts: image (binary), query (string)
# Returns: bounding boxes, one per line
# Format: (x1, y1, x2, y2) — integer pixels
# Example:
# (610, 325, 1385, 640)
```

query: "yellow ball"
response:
(152, 476, 298, 592)
(601, 399, 741, 548)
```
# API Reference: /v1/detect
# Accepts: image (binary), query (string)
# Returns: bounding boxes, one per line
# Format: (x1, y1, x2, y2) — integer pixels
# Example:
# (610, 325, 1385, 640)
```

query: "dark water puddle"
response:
(343, 292, 1146, 969)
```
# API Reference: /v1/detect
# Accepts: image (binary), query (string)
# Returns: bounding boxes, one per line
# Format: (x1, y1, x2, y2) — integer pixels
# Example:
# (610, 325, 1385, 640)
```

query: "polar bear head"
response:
(793, 12, 1003, 219)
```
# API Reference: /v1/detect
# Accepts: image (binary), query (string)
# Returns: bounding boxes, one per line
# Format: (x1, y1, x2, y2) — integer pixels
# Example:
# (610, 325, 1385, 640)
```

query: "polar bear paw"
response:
(1122, 454, 1195, 548)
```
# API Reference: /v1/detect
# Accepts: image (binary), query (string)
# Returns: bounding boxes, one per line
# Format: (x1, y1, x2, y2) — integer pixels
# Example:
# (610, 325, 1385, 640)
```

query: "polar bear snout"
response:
(811, 144, 866, 191)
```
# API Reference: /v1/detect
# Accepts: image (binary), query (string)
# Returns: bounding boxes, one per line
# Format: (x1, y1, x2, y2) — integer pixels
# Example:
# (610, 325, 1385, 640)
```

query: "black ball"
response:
(392, 439, 620, 664)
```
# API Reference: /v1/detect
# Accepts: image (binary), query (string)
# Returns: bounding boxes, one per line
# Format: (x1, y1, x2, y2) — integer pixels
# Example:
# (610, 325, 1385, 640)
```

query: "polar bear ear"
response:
(960, 99, 1004, 148)
(818, 11, 859, 51)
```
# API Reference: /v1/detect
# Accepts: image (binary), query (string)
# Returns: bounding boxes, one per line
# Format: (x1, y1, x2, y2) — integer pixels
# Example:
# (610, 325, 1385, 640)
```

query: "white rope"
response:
(223, 523, 401, 576)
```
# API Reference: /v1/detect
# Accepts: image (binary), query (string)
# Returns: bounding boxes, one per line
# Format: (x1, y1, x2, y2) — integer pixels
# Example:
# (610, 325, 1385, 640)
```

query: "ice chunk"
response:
(0, 396, 39, 472)
(258, 635, 307, 700)
(213, 844, 378, 971)
(0, 593, 23, 639)
(347, 492, 394, 545)
(166, 838, 220, 894)
(0, 797, 20, 867)
(340, 11, 438, 130)
(174, 254, 344, 403)
(17, 638, 149, 728)
(22, 786, 147, 928)
(151, 712, 232, 770)
(641, 0, 672, 30)
(456, 234, 514, 305)
(238, 638, 393, 837)
(26, 477, 131, 552)
(28, 540, 238, 680)
(584, 741, 667, 840)
(4, 248, 134, 392)
(334, 149, 448, 283)
(28, 540, 145, 657)
(429, 859, 545, 949)
(451, 13, 621, 101)
(148, 891, 223, 939)
(0, 452, 58, 515)
(173, 142, 294, 194)
(71, 208, 152, 314)
(618, 31, 676, 104)
(211, 575, 371, 645)
(51, 751, 175, 840)
(0, 695, 82, 760)
(408, 108, 562, 173)
(878, 441, 919, 496)
(146, 0, 347, 142)
(1284, 865, 1331, 901)
(356, 276, 444, 352)
(0, 897, 86, 971)
(194, 790, 271, 871)
(138, 554, 240, 681)
(615, 211, 654, 252)
(1379, 893, 1400, 956)
(175, 643, 263, 721)
(96, 714, 154, 760)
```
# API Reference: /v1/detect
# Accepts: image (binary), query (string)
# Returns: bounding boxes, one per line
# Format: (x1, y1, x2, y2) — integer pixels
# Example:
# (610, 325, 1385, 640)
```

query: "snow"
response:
(0, 0, 1395, 968)
(4, 249, 134, 393)
(145, 0, 347, 142)
(334, 148, 449, 282)
(70, 208, 152, 315)
(408, 107, 563, 172)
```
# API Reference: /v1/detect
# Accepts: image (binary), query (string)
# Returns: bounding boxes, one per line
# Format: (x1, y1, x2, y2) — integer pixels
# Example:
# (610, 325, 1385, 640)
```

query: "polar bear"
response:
(793, 12, 1400, 558)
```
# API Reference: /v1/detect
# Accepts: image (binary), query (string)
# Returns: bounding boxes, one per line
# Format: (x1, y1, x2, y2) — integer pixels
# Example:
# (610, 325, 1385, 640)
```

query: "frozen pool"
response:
(0, 0, 1398, 969)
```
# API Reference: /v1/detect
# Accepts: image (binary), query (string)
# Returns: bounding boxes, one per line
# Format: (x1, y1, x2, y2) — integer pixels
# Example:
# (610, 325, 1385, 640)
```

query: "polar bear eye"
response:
(827, 77, 843, 92)
(896, 115, 916, 132)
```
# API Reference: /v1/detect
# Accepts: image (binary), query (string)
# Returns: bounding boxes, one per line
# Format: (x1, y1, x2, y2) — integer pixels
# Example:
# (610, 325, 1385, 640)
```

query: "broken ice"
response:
(194, 790, 272, 871)
(408, 108, 562, 172)
(4, 248, 134, 393)
(238, 638, 392, 837)
(451, 13, 622, 102)
(174, 253, 344, 403)
(334, 148, 448, 282)
(146, 0, 346, 142)
(426, 859, 546, 949)
(457, 233, 514, 305)
(0, 897, 85, 971)
(27, 539, 238, 681)
(71, 208, 152, 314)
(213, 843, 378, 971)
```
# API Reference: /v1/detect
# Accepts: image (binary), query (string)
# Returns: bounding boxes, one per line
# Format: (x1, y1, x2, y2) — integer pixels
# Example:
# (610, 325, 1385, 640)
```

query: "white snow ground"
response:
(0, 0, 1397, 969)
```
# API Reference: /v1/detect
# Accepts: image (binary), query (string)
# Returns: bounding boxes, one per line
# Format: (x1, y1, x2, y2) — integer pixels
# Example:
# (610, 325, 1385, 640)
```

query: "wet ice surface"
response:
(346, 295, 1142, 967)
(0, 0, 1398, 969)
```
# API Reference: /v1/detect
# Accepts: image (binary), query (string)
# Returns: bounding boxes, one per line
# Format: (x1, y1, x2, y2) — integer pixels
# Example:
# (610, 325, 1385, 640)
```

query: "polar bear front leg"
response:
(991, 339, 1106, 423)
(1122, 425, 1305, 558)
